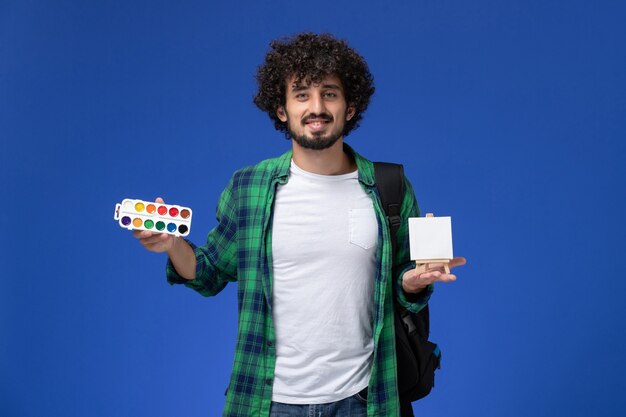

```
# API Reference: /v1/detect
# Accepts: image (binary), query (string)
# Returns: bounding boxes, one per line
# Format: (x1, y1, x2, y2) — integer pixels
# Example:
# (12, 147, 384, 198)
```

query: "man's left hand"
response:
(402, 257, 467, 294)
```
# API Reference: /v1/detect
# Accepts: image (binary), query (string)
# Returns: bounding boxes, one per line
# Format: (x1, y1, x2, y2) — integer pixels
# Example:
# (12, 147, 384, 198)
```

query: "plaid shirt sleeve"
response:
(393, 176, 434, 313)
(166, 176, 238, 296)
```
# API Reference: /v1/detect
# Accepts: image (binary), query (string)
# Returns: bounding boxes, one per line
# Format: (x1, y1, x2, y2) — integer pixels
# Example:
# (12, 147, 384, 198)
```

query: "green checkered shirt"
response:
(166, 145, 432, 417)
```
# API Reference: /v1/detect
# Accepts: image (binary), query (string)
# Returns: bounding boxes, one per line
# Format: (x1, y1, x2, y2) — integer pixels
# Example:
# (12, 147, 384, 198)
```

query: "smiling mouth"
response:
(306, 120, 329, 130)
(303, 117, 332, 132)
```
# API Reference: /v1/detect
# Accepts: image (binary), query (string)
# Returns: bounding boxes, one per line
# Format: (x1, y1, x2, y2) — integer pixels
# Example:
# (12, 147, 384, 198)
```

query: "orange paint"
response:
(133, 218, 143, 227)
(146, 204, 156, 214)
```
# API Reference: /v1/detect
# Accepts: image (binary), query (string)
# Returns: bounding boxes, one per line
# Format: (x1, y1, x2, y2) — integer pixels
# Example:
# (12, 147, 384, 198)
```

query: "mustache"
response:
(301, 113, 333, 124)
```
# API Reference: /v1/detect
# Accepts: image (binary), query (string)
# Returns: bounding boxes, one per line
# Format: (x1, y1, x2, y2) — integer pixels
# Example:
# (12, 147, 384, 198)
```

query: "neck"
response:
(291, 139, 356, 175)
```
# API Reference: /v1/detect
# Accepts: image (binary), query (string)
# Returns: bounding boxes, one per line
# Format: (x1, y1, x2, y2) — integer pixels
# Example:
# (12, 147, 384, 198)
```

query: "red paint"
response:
(169, 207, 179, 217)
(158, 206, 167, 215)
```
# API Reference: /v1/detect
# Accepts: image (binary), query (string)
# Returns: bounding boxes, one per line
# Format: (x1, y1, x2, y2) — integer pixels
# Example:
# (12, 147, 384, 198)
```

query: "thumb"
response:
(406, 265, 426, 279)
(155, 197, 165, 204)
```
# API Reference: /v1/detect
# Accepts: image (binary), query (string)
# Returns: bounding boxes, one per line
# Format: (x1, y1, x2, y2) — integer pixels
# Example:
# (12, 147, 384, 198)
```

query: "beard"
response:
(286, 113, 344, 150)
(291, 130, 342, 150)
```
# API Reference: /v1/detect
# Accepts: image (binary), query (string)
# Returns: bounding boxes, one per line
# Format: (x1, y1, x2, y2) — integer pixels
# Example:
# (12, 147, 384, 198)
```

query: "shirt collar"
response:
(271, 142, 375, 187)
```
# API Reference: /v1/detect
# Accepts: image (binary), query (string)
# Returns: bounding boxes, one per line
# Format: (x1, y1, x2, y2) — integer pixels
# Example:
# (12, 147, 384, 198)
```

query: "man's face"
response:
(277, 74, 355, 150)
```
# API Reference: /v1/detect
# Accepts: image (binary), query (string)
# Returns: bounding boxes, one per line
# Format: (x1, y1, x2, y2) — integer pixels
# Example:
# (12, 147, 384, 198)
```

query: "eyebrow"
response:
(290, 84, 308, 92)
(289, 83, 343, 92)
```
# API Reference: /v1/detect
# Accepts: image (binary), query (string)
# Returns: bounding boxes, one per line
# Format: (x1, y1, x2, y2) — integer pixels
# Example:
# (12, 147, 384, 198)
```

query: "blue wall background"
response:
(2, 1, 625, 416)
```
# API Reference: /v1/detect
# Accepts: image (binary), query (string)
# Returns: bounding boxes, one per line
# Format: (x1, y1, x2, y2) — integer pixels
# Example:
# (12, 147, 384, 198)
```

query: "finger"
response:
(134, 230, 155, 239)
(406, 267, 426, 279)
(404, 268, 418, 280)
(419, 271, 442, 280)
(144, 241, 168, 252)
(140, 233, 170, 245)
(436, 273, 457, 282)
(416, 263, 442, 274)
(142, 235, 174, 252)
(156, 197, 165, 204)
(449, 257, 467, 268)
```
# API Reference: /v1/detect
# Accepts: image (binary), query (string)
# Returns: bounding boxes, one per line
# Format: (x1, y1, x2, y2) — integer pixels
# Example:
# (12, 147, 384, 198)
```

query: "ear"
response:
(276, 106, 287, 122)
(346, 105, 356, 121)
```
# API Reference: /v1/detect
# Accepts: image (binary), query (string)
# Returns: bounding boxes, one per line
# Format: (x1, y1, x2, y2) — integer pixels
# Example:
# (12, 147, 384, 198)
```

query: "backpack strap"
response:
(373, 162, 405, 259)
(375, 163, 440, 411)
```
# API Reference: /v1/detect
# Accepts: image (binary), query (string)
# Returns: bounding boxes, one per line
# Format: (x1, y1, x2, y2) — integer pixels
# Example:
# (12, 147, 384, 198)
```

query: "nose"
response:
(309, 92, 326, 114)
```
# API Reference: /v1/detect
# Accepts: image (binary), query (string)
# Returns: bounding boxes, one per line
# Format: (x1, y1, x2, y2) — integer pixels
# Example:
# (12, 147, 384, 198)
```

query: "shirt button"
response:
(267, 340, 273, 347)
(265, 378, 272, 386)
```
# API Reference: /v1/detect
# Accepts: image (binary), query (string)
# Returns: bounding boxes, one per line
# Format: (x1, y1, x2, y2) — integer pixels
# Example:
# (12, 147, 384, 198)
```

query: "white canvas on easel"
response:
(409, 215, 453, 261)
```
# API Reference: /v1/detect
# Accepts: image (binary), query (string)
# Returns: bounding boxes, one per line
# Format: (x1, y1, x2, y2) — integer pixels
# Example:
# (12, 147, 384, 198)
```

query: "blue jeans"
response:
(269, 392, 367, 417)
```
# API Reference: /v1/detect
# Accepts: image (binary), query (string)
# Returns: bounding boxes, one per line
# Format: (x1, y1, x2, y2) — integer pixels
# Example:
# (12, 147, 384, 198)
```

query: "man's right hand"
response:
(132, 197, 197, 280)
(133, 197, 178, 253)
(134, 228, 177, 253)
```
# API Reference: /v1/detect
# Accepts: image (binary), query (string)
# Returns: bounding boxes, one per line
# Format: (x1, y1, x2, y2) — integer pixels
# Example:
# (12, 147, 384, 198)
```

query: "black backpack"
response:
(374, 162, 442, 417)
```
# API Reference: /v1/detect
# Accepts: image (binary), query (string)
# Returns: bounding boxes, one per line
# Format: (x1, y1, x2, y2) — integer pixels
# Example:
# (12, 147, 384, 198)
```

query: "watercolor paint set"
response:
(113, 198, 192, 237)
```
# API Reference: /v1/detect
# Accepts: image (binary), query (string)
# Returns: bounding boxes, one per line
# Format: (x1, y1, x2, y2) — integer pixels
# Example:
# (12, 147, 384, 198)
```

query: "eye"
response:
(295, 93, 308, 100)
(323, 92, 338, 99)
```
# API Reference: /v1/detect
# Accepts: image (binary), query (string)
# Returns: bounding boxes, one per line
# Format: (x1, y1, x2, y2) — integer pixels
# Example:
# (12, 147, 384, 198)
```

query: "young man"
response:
(135, 33, 465, 417)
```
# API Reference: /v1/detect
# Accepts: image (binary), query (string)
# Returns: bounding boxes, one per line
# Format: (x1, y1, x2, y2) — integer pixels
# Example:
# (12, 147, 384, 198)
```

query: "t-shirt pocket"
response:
(349, 208, 378, 250)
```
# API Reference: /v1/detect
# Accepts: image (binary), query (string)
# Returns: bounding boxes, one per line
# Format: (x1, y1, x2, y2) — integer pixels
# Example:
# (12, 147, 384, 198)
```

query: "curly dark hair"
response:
(253, 32, 375, 139)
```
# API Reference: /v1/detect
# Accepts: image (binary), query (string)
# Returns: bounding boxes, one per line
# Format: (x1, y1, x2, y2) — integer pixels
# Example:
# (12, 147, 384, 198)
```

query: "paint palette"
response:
(113, 198, 192, 237)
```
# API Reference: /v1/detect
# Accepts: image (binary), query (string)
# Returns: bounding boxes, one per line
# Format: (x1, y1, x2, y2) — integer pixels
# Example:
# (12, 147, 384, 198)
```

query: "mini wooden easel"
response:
(414, 213, 451, 274)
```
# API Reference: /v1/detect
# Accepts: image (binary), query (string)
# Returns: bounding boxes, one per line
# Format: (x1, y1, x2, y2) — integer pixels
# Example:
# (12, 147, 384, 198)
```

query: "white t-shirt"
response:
(270, 160, 378, 404)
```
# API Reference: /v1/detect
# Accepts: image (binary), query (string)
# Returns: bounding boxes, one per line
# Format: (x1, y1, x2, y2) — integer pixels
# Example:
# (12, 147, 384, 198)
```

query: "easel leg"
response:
(419, 260, 451, 274)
